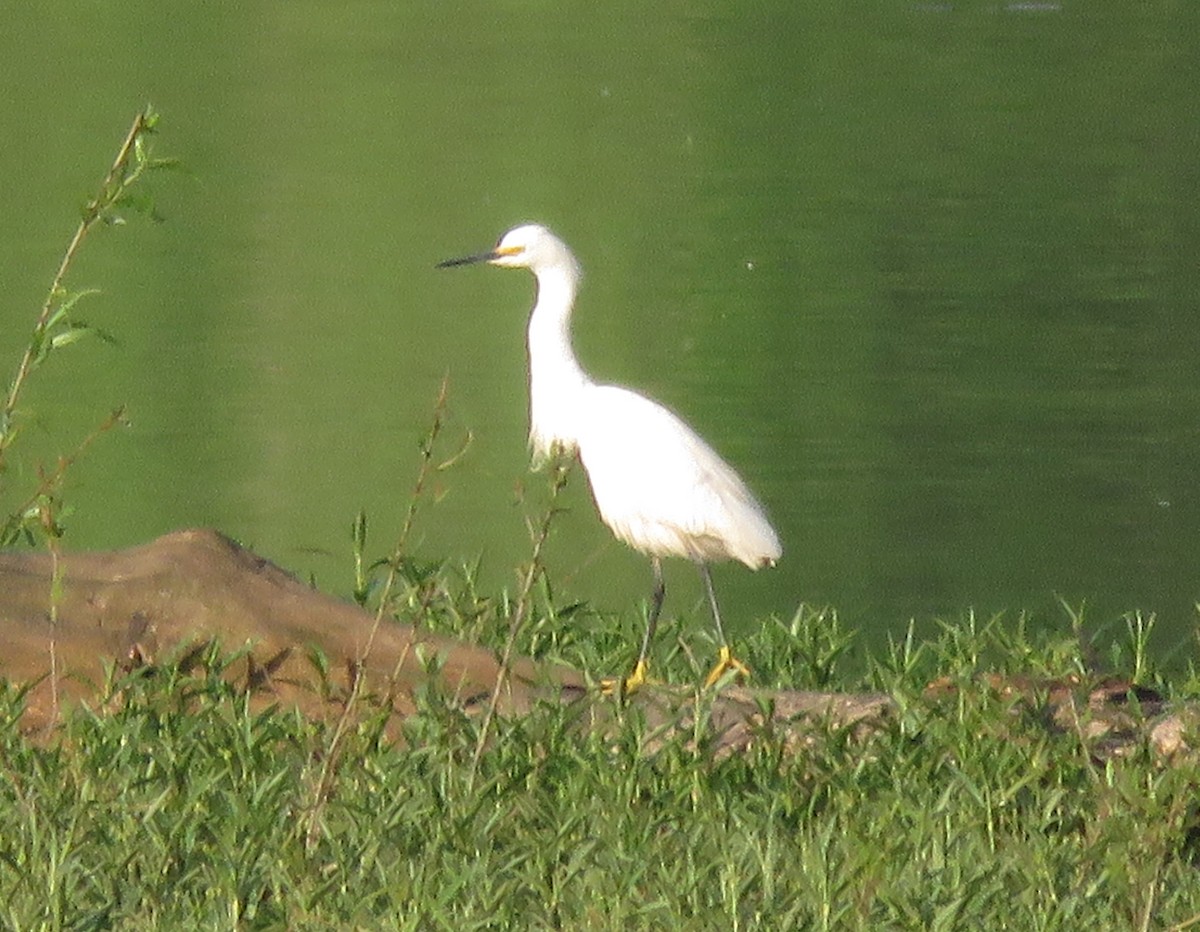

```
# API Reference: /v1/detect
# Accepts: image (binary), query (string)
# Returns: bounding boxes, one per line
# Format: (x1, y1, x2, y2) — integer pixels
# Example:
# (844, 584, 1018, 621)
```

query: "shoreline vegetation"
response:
(2, 110, 1198, 930)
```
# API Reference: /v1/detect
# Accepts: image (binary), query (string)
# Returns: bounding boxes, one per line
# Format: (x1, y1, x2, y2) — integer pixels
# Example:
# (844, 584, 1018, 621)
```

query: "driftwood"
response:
(0, 529, 1189, 759)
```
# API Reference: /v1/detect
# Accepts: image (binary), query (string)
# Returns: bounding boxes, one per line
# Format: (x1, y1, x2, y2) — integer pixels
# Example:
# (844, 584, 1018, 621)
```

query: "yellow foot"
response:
(703, 646, 751, 689)
(600, 659, 652, 697)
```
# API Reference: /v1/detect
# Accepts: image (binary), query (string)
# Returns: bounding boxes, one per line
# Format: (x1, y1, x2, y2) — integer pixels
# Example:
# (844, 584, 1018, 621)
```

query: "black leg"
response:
(699, 563, 750, 687)
(635, 556, 666, 671)
(698, 563, 727, 647)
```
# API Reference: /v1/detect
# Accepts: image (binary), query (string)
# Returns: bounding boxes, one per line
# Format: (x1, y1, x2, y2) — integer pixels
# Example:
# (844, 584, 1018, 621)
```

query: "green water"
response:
(2, 2, 1198, 654)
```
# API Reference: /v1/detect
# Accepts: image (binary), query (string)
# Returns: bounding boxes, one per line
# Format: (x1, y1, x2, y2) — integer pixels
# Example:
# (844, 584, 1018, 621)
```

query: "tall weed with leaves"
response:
(0, 105, 176, 547)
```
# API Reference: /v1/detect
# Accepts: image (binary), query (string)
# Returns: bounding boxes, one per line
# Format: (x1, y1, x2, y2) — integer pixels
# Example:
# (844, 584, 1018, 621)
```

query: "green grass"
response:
(1, 598, 1198, 930)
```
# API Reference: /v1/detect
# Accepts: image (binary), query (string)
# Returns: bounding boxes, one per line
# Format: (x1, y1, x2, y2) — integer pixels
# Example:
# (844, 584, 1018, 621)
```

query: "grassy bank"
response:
(0, 602, 1197, 930)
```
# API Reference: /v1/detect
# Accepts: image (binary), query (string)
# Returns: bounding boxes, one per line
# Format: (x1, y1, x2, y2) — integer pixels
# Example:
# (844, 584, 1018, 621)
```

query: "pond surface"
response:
(2, 2, 1198, 657)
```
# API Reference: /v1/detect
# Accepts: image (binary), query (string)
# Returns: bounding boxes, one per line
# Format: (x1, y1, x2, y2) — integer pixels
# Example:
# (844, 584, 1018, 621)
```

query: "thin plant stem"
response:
(468, 458, 570, 788)
(3, 109, 154, 436)
(304, 376, 465, 849)
(4, 408, 127, 533)
(20, 408, 126, 727)
(43, 514, 61, 730)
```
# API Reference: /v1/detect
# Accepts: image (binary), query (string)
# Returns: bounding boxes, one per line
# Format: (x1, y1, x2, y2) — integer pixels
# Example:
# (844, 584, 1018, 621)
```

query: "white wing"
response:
(575, 384, 781, 568)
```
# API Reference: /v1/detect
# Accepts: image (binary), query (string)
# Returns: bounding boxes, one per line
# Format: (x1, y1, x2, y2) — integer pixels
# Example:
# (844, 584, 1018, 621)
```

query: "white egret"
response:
(437, 224, 781, 691)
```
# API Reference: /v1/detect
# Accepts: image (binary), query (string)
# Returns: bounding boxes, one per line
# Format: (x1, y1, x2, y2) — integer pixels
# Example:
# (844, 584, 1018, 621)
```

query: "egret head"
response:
(488, 224, 563, 269)
(437, 224, 579, 279)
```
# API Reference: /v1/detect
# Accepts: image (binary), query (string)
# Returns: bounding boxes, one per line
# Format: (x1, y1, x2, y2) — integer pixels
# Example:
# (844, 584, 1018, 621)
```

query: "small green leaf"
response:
(353, 509, 368, 551)
(49, 327, 89, 350)
(57, 287, 101, 316)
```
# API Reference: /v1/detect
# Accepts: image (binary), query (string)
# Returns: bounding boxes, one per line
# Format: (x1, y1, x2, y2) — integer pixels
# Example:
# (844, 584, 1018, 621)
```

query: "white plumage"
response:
(579, 384, 779, 567)
(438, 224, 781, 690)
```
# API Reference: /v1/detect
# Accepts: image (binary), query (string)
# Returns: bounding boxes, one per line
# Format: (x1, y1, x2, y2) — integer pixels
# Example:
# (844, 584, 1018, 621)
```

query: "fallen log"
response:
(0, 529, 1188, 759)
(0, 528, 565, 729)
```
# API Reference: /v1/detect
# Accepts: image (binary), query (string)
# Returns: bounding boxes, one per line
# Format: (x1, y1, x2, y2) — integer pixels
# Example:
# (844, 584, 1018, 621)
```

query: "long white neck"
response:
(527, 261, 590, 467)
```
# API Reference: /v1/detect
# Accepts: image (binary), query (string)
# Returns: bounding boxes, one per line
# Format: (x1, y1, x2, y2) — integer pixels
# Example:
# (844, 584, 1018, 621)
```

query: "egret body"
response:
(437, 224, 781, 690)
